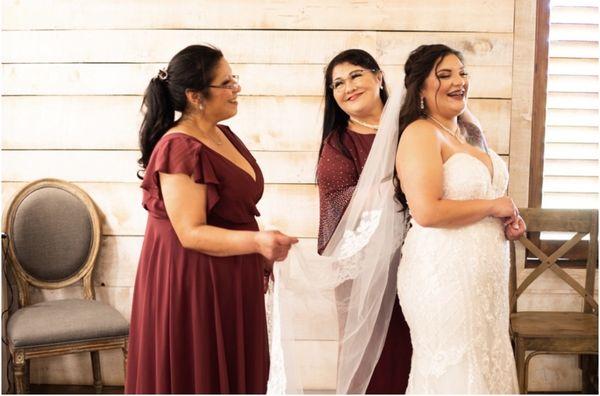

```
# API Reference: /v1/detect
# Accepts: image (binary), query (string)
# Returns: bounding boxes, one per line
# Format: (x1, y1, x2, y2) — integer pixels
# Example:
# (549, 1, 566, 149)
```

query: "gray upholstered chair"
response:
(2, 179, 129, 393)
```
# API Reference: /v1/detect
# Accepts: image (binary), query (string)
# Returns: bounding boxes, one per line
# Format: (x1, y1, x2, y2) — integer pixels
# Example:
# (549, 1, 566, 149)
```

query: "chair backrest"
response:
(3, 179, 102, 307)
(510, 208, 598, 315)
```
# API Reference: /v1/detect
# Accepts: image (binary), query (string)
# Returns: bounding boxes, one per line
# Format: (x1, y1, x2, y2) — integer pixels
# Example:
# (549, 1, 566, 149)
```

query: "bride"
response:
(395, 44, 524, 393)
(268, 44, 524, 394)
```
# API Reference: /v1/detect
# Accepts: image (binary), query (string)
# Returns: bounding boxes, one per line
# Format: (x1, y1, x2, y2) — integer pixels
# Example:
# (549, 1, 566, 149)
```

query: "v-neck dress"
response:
(126, 125, 268, 394)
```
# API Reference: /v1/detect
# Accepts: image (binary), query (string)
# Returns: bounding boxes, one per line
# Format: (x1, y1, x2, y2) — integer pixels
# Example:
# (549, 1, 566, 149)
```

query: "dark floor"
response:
(27, 384, 124, 394)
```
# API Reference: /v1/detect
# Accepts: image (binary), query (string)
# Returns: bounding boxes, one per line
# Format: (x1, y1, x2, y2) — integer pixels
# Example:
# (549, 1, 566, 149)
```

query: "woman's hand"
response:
(504, 215, 526, 241)
(255, 230, 298, 262)
(490, 196, 519, 224)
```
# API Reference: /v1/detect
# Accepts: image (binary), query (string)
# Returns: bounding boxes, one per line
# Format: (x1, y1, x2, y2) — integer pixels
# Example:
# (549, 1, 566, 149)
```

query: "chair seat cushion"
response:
(511, 311, 598, 338)
(7, 299, 129, 348)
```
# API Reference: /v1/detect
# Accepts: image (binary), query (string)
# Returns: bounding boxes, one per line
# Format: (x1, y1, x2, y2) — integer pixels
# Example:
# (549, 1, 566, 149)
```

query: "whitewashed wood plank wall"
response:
(1, 0, 594, 392)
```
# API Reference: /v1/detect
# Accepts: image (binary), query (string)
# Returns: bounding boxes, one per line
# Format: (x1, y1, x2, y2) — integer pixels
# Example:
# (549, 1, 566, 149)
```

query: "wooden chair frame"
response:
(3, 179, 128, 393)
(509, 208, 598, 393)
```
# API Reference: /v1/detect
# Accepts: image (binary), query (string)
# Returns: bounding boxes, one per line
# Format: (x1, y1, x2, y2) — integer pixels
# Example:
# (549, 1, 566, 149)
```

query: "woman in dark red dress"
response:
(125, 44, 297, 394)
(317, 49, 412, 394)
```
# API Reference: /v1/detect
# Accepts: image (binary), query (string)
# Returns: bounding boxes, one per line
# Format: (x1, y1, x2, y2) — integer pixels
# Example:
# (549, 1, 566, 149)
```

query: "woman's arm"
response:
(395, 120, 517, 228)
(160, 172, 297, 260)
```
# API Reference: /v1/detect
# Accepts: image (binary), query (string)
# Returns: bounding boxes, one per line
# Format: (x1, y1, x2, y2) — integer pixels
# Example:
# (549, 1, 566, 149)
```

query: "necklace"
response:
(427, 115, 464, 143)
(198, 126, 223, 145)
(350, 117, 379, 130)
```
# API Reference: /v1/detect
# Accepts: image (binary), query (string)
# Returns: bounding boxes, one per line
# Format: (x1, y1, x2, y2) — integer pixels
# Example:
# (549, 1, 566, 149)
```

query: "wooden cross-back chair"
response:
(2, 179, 129, 393)
(509, 208, 598, 393)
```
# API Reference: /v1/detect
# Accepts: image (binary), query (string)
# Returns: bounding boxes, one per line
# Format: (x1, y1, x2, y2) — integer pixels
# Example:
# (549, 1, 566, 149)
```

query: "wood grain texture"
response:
(1, 97, 511, 151)
(2, 63, 512, 97)
(2, 0, 514, 32)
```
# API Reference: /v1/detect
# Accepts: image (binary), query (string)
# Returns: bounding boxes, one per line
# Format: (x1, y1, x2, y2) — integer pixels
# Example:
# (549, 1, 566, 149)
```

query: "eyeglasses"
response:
(329, 69, 379, 92)
(209, 75, 240, 90)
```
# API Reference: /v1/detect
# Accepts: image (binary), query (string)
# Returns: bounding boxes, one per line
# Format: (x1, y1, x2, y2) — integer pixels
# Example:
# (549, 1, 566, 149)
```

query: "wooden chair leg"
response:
(581, 354, 598, 394)
(13, 350, 26, 394)
(24, 360, 31, 393)
(90, 351, 103, 393)
(515, 338, 526, 394)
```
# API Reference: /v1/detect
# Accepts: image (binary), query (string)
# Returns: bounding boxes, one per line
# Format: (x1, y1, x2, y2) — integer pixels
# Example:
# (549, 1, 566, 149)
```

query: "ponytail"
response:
(137, 77, 175, 177)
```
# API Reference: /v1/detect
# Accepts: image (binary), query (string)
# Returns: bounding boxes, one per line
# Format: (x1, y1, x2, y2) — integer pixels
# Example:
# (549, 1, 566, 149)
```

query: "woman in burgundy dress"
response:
(125, 44, 297, 394)
(317, 49, 413, 394)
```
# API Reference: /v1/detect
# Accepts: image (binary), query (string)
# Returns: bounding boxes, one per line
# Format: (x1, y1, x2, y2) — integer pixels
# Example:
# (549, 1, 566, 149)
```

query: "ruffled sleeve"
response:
(141, 135, 220, 217)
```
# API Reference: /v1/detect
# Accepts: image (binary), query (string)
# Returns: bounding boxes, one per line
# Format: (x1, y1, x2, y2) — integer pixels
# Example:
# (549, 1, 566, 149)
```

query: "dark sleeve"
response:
(316, 136, 360, 254)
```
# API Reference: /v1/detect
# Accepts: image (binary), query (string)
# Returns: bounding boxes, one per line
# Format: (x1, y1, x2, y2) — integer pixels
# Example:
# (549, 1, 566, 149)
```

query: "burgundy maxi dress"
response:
(316, 128, 412, 393)
(126, 126, 269, 394)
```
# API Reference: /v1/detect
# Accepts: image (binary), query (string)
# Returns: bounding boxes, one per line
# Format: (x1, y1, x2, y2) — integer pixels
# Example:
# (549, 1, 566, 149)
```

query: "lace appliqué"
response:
(333, 209, 382, 282)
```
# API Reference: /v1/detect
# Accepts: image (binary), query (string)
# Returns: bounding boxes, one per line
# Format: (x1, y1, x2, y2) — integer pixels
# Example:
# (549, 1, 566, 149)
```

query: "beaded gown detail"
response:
(126, 126, 269, 394)
(317, 129, 413, 393)
(397, 151, 519, 394)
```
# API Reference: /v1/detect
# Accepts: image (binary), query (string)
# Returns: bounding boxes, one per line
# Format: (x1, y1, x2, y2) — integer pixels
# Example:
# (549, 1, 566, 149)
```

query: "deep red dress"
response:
(126, 126, 269, 394)
(316, 128, 412, 394)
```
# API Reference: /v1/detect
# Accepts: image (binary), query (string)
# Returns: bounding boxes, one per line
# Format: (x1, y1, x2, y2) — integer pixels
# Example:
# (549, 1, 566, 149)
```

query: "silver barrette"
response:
(157, 68, 168, 81)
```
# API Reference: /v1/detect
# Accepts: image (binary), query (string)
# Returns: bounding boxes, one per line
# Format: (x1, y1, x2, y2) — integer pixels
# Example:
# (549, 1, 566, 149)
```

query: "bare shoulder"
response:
(399, 119, 441, 147)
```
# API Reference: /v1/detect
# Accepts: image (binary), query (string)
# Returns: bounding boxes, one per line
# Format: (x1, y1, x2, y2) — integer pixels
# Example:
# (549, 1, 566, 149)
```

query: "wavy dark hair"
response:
(137, 44, 223, 178)
(394, 44, 464, 209)
(319, 49, 388, 161)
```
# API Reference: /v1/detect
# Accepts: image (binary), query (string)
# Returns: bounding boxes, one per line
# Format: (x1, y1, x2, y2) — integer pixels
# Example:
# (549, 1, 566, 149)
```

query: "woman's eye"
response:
(333, 81, 343, 89)
(350, 72, 363, 79)
(438, 74, 450, 79)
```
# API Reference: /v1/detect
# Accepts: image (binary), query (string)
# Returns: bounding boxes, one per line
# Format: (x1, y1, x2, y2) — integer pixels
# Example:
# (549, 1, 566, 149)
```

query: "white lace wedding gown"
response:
(397, 151, 519, 394)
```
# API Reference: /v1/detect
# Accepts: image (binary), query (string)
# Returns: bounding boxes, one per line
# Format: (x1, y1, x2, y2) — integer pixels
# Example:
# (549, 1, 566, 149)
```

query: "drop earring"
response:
(419, 97, 425, 110)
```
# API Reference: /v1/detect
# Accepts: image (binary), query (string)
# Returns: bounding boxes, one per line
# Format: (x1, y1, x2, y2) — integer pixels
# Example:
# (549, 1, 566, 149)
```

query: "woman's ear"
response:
(377, 70, 384, 87)
(184, 89, 205, 111)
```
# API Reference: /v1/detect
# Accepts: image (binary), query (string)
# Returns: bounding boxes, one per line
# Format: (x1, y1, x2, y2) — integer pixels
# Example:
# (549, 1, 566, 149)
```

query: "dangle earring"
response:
(419, 97, 425, 111)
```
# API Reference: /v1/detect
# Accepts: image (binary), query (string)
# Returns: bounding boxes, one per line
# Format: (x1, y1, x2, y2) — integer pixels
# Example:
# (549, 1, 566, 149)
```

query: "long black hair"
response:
(394, 44, 464, 208)
(137, 44, 223, 178)
(319, 49, 388, 161)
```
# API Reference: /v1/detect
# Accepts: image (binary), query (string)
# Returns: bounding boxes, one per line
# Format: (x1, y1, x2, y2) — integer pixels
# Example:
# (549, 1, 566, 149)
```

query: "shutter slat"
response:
(547, 92, 599, 109)
(548, 58, 599, 75)
(545, 126, 600, 144)
(546, 108, 599, 127)
(544, 159, 598, 176)
(550, 6, 599, 24)
(542, 192, 599, 209)
(544, 143, 599, 160)
(543, 176, 599, 193)
(550, 23, 599, 41)
(547, 75, 599, 93)
(549, 40, 599, 58)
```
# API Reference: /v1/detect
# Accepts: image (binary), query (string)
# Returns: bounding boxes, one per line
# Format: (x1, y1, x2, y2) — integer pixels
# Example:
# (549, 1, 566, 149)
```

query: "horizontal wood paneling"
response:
(3, 30, 513, 66)
(1, 0, 514, 32)
(2, 64, 512, 97)
(1, 97, 511, 151)
(1, 148, 511, 184)
(2, 182, 320, 238)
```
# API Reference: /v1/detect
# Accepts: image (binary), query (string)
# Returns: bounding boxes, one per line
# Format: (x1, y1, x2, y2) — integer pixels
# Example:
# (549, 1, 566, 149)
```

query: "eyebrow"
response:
(436, 67, 465, 73)
(332, 69, 365, 81)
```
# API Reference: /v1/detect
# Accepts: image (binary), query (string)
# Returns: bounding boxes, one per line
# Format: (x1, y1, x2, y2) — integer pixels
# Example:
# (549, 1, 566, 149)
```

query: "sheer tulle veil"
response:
(266, 88, 409, 394)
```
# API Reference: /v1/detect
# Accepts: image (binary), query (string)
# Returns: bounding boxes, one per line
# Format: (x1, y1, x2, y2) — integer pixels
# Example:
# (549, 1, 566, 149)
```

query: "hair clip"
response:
(157, 68, 168, 81)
